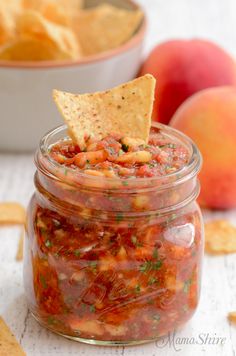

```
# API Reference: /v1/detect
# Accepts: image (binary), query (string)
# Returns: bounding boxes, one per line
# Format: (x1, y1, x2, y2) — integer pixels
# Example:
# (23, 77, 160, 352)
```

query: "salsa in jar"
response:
(24, 123, 203, 345)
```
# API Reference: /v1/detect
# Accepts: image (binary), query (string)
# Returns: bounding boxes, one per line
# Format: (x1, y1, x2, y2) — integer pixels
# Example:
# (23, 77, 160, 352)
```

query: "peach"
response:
(170, 86, 236, 209)
(140, 39, 236, 124)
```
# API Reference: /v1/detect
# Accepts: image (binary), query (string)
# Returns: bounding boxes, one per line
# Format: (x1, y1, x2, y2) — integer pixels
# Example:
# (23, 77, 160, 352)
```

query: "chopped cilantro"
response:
(165, 213, 177, 225)
(153, 314, 161, 322)
(89, 305, 95, 313)
(39, 274, 47, 289)
(39, 227, 47, 237)
(135, 284, 141, 293)
(140, 260, 162, 273)
(86, 159, 90, 164)
(122, 181, 129, 186)
(153, 248, 158, 259)
(47, 316, 57, 325)
(63, 307, 69, 315)
(140, 261, 152, 273)
(74, 249, 81, 257)
(80, 302, 86, 311)
(191, 249, 197, 257)
(148, 277, 158, 285)
(89, 260, 97, 273)
(45, 240, 52, 248)
(131, 235, 142, 247)
(183, 278, 192, 293)
(116, 213, 124, 222)
(153, 260, 162, 270)
(149, 163, 155, 168)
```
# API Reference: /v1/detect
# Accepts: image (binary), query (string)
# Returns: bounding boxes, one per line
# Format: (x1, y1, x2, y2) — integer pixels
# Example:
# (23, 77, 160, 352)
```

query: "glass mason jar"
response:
(24, 123, 204, 346)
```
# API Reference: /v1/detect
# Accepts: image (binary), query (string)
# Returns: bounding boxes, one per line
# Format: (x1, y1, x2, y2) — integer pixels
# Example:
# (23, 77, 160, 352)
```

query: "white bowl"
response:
(0, 0, 146, 152)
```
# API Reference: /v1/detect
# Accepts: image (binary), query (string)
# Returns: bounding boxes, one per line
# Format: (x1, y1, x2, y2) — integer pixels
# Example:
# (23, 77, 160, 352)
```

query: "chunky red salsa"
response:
(49, 128, 189, 179)
(24, 125, 203, 344)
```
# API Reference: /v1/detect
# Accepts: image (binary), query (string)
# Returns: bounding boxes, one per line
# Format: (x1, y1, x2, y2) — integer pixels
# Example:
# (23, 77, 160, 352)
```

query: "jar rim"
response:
(36, 122, 202, 192)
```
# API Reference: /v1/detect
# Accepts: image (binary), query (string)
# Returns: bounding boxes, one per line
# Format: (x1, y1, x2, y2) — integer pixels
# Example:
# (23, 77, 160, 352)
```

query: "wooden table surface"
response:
(1, 1, 236, 355)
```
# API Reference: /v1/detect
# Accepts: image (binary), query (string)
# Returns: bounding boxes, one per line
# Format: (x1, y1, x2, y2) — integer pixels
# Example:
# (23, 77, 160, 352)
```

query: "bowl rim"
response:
(0, 0, 147, 70)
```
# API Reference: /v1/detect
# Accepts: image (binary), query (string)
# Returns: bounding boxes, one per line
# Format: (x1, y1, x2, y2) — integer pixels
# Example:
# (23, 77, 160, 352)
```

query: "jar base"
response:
(31, 312, 159, 346)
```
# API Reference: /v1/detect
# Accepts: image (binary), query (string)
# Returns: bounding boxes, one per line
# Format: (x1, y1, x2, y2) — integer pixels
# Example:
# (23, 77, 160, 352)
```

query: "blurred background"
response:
(139, 0, 236, 56)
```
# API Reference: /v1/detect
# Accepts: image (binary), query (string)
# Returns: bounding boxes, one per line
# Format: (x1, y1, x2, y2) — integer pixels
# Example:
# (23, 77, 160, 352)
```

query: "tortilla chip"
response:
(54, 0, 84, 12)
(16, 229, 24, 261)
(0, 3, 16, 46)
(16, 10, 81, 60)
(0, 202, 26, 225)
(24, 0, 84, 26)
(23, 0, 83, 11)
(228, 312, 236, 323)
(0, 38, 75, 61)
(22, 0, 41, 9)
(4, 0, 22, 14)
(40, 3, 72, 26)
(0, 317, 26, 356)
(74, 4, 143, 56)
(205, 220, 236, 255)
(53, 74, 156, 149)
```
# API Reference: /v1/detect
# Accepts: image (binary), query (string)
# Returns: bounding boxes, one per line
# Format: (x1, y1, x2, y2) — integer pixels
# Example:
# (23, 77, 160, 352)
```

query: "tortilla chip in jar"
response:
(53, 74, 156, 149)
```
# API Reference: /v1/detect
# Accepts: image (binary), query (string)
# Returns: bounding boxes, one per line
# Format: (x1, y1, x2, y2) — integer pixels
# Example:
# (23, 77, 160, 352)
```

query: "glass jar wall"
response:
(24, 123, 204, 346)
